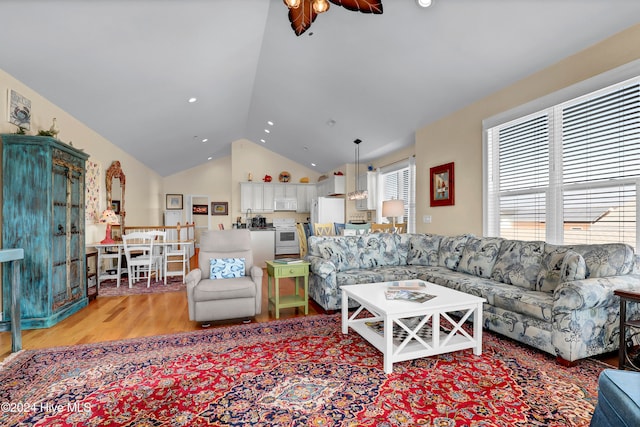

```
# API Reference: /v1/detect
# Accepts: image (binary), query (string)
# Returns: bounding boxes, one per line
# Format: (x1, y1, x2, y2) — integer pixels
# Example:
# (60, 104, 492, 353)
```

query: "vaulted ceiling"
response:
(2, 1, 639, 176)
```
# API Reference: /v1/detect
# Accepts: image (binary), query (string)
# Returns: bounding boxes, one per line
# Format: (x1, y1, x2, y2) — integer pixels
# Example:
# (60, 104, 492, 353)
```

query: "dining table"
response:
(87, 239, 195, 291)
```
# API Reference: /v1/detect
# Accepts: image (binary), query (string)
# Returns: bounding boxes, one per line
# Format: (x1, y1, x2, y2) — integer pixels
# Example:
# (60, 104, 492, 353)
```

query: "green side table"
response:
(266, 260, 310, 319)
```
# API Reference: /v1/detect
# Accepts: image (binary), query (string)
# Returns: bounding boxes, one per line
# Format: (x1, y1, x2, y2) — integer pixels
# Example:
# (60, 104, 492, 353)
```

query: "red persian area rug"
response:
(0, 314, 606, 426)
(97, 275, 186, 297)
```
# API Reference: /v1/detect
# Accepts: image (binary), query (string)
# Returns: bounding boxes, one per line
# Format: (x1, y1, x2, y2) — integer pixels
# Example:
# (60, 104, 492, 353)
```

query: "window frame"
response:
(483, 59, 640, 247)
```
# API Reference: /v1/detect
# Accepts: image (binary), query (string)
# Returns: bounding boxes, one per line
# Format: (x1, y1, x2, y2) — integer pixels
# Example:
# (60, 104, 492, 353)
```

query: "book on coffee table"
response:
(273, 258, 304, 264)
(388, 280, 427, 290)
(385, 289, 436, 303)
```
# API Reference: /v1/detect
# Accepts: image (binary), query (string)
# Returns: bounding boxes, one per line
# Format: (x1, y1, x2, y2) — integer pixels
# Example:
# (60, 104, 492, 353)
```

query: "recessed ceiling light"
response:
(267, 121, 274, 126)
(326, 119, 336, 127)
(264, 129, 270, 133)
(188, 97, 197, 103)
(207, 156, 212, 160)
(416, 0, 432, 7)
(202, 138, 208, 143)
(260, 139, 266, 143)
(311, 163, 317, 167)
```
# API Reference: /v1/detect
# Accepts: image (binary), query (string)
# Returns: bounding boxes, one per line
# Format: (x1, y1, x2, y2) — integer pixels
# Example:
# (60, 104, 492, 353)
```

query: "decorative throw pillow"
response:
(317, 239, 359, 272)
(209, 258, 245, 279)
(457, 236, 504, 278)
(490, 240, 545, 290)
(560, 250, 587, 284)
(536, 246, 569, 292)
(438, 234, 472, 270)
(407, 234, 442, 266)
(358, 233, 400, 268)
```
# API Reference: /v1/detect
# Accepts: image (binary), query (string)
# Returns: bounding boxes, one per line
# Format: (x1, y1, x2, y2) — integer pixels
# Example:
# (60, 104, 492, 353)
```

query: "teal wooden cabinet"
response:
(1, 135, 89, 329)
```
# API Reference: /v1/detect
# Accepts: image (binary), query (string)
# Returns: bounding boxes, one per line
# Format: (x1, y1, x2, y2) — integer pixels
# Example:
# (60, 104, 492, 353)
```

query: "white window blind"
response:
(485, 77, 640, 248)
(560, 83, 640, 245)
(378, 158, 416, 232)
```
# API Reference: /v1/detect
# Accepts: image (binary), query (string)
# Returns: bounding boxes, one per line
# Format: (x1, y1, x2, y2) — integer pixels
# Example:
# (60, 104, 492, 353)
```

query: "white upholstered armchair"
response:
(185, 229, 262, 323)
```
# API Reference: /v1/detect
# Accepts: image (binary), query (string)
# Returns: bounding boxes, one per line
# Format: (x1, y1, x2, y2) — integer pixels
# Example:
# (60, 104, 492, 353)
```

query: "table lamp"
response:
(382, 199, 404, 231)
(99, 209, 120, 244)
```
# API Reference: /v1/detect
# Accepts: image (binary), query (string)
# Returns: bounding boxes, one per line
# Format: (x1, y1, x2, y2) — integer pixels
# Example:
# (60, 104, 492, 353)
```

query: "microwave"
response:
(274, 198, 298, 211)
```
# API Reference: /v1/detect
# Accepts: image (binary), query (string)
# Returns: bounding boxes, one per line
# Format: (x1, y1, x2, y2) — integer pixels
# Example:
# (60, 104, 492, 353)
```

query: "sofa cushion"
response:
(571, 243, 635, 278)
(209, 257, 245, 279)
(316, 238, 359, 272)
(407, 234, 442, 266)
(491, 240, 545, 290)
(394, 233, 412, 265)
(193, 276, 256, 301)
(457, 236, 504, 278)
(358, 233, 400, 268)
(438, 234, 472, 270)
(536, 246, 586, 292)
(336, 269, 386, 287)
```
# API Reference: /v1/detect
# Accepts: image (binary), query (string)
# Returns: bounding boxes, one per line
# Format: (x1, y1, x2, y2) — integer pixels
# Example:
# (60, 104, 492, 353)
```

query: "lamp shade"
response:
(382, 200, 404, 218)
(99, 209, 120, 225)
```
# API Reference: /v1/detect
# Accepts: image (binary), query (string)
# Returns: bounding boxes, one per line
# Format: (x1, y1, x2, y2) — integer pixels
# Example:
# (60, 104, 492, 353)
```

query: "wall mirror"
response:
(106, 160, 126, 233)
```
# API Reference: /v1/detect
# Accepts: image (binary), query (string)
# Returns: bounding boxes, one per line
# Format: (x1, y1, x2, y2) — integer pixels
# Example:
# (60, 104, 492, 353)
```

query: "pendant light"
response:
(348, 138, 368, 200)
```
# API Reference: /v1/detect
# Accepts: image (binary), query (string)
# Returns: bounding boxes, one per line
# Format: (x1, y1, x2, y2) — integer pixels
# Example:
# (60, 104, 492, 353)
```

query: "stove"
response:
(273, 218, 300, 255)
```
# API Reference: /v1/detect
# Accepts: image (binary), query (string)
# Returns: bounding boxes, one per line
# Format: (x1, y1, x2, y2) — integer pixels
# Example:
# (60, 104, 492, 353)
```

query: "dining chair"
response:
(146, 230, 166, 282)
(313, 223, 335, 236)
(122, 232, 155, 288)
(371, 223, 396, 233)
(164, 241, 189, 284)
(345, 223, 371, 235)
(296, 223, 308, 258)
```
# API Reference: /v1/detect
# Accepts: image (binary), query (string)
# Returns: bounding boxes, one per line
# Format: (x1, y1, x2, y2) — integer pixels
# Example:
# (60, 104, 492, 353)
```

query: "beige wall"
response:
(0, 69, 164, 244)
(229, 139, 322, 225)
(415, 23, 640, 236)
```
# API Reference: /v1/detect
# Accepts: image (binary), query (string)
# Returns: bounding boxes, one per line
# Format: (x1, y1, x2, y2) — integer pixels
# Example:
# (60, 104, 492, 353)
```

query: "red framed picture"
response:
(430, 162, 454, 207)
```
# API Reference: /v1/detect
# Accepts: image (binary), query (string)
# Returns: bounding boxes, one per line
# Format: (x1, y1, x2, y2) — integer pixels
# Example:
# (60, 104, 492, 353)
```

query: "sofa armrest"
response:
(554, 274, 640, 312)
(307, 255, 336, 279)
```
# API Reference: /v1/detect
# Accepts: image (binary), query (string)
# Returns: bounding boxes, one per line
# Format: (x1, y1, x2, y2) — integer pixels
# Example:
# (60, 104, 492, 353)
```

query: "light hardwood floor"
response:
(0, 274, 322, 362)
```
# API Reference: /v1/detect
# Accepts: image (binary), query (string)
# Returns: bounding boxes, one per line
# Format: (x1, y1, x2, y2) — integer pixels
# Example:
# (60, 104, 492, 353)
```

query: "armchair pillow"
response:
(209, 258, 245, 279)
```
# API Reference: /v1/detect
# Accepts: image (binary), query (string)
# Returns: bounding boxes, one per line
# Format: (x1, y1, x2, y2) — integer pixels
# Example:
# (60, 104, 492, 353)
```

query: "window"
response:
(378, 157, 416, 232)
(485, 75, 640, 248)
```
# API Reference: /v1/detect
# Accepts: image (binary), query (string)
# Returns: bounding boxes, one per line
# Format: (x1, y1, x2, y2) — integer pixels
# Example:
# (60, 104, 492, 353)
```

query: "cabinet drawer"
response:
(273, 264, 309, 277)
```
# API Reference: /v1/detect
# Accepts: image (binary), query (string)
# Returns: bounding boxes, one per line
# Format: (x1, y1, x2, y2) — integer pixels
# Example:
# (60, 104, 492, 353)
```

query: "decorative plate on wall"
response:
(279, 171, 291, 182)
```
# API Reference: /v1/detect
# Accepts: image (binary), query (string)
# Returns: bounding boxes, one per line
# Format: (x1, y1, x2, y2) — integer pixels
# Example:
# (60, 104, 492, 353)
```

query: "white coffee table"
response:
(341, 280, 486, 374)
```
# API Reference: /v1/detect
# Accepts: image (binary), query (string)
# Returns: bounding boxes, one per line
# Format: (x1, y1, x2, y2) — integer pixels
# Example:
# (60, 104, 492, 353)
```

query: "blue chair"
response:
(590, 369, 640, 427)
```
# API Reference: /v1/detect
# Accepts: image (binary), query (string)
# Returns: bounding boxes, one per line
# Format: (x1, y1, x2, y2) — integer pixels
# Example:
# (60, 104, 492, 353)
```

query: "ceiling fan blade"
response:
(288, 0, 318, 36)
(329, 0, 383, 14)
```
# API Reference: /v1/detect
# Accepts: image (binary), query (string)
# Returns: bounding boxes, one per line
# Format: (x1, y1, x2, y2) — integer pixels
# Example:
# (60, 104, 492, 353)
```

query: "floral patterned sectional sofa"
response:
(306, 233, 640, 363)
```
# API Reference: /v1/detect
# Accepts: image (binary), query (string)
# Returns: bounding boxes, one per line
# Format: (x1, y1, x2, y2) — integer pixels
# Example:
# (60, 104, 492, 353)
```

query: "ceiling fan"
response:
(284, 0, 384, 36)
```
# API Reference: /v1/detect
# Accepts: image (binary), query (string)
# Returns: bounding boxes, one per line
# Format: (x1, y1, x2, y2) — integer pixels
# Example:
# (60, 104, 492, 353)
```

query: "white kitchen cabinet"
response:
(356, 171, 377, 211)
(273, 183, 298, 199)
(316, 175, 345, 197)
(241, 182, 275, 213)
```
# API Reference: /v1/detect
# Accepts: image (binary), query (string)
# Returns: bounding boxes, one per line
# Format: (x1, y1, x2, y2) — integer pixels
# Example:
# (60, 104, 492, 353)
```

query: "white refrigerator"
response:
(311, 197, 345, 224)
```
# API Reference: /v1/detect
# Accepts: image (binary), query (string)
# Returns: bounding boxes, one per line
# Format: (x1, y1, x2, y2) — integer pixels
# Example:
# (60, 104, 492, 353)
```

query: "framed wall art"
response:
(430, 162, 455, 207)
(166, 194, 183, 210)
(7, 89, 31, 130)
(111, 200, 121, 214)
(211, 202, 228, 216)
(192, 204, 208, 215)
